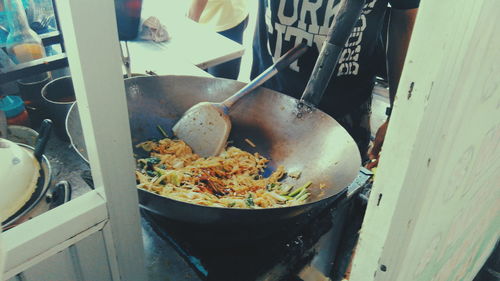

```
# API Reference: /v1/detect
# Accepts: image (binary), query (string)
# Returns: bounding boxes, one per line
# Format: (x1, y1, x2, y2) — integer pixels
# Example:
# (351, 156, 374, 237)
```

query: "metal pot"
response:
(41, 76, 76, 141)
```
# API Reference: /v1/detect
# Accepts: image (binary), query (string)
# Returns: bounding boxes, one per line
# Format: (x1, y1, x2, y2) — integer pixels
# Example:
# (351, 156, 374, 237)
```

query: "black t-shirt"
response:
(251, 0, 419, 118)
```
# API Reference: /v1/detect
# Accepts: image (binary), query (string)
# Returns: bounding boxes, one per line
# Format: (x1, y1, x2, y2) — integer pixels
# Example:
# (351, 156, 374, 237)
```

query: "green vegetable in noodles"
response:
(147, 157, 161, 164)
(289, 181, 312, 197)
(246, 194, 255, 207)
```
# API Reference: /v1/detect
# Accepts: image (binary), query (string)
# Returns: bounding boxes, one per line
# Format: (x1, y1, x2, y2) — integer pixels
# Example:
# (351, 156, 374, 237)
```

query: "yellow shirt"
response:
(198, 0, 249, 32)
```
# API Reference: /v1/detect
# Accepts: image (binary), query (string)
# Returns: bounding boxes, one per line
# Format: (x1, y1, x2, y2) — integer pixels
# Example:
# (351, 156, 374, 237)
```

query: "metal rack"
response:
(0, 0, 68, 84)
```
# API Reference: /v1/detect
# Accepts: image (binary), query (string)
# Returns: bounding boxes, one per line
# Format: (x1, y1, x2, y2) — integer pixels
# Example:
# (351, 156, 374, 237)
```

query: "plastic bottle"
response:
(115, 0, 143, 40)
(3, 0, 46, 64)
(0, 95, 30, 126)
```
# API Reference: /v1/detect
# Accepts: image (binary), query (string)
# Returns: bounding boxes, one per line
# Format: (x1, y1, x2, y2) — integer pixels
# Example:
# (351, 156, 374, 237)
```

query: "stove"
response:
(141, 168, 372, 281)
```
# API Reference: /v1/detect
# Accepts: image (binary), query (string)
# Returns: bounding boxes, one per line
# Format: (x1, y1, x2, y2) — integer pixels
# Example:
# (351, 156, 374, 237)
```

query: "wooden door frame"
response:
(1, 0, 147, 280)
(350, 0, 500, 280)
(53, 0, 147, 279)
(1, 231, 4, 280)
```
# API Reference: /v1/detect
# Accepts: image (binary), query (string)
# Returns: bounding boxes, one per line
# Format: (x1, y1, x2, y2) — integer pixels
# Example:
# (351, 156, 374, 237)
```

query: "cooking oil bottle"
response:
(3, 0, 46, 64)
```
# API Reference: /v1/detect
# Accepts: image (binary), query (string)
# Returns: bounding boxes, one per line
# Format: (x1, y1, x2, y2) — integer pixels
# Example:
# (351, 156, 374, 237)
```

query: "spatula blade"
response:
(172, 102, 230, 157)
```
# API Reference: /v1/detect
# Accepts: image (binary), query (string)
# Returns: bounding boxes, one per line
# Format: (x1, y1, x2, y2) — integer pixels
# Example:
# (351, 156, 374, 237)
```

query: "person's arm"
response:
(188, 0, 208, 22)
(387, 8, 418, 106)
(367, 7, 418, 168)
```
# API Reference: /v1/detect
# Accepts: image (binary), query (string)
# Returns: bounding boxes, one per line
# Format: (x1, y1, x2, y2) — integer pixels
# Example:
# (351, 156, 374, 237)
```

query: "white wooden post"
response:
(350, 0, 500, 280)
(0, 232, 4, 281)
(53, 0, 147, 280)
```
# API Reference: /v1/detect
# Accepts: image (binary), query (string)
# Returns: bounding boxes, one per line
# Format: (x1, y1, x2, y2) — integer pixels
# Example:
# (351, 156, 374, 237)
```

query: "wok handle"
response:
(34, 119, 53, 161)
(221, 42, 308, 109)
(300, 0, 366, 106)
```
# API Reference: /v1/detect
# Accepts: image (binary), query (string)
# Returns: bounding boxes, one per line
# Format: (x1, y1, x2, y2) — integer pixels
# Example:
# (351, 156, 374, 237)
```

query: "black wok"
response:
(66, 75, 360, 239)
(66, 0, 365, 240)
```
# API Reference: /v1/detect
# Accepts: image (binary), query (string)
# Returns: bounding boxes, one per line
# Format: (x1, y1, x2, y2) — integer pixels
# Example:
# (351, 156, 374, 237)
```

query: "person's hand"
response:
(366, 120, 388, 169)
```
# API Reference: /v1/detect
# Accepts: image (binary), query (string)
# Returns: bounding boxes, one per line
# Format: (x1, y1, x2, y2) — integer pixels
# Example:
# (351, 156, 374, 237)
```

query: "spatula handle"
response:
(222, 42, 308, 110)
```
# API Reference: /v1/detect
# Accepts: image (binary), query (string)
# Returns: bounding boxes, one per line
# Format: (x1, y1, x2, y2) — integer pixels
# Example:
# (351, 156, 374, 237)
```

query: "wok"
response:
(66, 76, 360, 227)
(66, 0, 364, 240)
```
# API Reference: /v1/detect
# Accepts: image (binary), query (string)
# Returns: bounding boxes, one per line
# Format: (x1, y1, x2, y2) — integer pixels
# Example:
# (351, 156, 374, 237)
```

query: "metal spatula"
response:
(172, 43, 308, 157)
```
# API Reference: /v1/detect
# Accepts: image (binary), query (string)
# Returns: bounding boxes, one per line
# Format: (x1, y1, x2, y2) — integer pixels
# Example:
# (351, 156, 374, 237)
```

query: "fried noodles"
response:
(135, 138, 312, 208)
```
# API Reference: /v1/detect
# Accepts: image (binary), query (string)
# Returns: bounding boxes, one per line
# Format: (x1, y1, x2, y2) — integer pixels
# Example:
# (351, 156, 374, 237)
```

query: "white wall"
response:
(0, 232, 4, 281)
(350, 0, 500, 280)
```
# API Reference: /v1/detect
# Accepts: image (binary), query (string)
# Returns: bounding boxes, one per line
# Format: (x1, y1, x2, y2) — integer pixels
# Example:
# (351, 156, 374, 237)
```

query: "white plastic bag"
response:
(138, 16, 170, 42)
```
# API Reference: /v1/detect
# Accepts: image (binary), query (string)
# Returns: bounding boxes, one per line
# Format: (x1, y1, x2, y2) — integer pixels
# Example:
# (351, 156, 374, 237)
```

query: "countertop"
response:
(123, 0, 245, 75)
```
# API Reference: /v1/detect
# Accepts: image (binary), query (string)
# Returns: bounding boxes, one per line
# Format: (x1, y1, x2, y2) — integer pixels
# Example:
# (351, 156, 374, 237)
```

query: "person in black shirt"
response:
(251, 0, 419, 164)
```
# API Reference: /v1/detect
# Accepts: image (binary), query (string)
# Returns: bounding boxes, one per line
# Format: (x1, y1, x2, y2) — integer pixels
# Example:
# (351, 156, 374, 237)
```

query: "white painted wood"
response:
(350, 0, 500, 280)
(101, 223, 122, 281)
(4, 228, 116, 281)
(53, 0, 147, 280)
(4, 223, 108, 280)
(0, 230, 4, 281)
(3, 191, 107, 279)
(20, 248, 79, 281)
(71, 231, 113, 281)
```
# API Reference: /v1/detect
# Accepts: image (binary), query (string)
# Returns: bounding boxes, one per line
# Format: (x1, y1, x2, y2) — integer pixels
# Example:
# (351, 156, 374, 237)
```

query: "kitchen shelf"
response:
(0, 31, 61, 48)
(0, 0, 66, 85)
(41, 30, 63, 46)
(0, 53, 68, 83)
